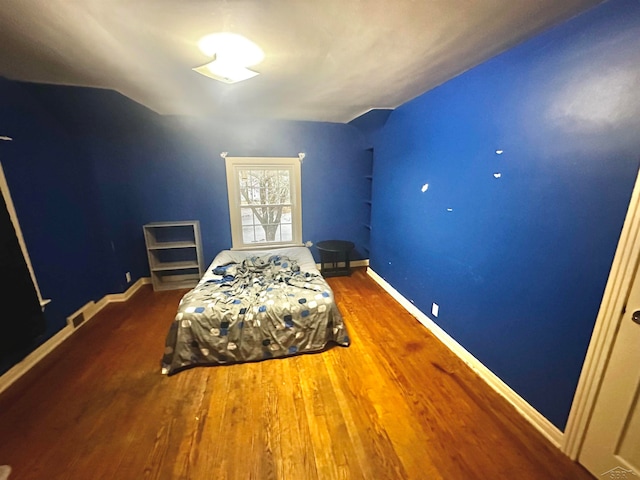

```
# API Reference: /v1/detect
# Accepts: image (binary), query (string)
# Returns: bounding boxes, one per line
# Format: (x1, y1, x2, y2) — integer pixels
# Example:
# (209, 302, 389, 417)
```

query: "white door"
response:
(579, 255, 640, 478)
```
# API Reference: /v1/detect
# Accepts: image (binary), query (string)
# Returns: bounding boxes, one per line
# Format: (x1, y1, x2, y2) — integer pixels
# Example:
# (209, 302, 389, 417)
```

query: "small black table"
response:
(316, 240, 355, 277)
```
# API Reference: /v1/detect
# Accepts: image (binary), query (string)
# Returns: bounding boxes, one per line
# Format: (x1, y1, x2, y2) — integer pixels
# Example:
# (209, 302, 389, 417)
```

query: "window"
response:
(225, 156, 302, 249)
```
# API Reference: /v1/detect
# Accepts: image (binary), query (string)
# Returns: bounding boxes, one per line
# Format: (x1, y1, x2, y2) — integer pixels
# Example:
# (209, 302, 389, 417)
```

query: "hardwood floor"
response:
(0, 268, 594, 479)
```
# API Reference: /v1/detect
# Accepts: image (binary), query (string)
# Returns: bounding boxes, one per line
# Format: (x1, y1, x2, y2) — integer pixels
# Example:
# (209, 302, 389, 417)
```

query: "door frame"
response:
(563, 165, 640, 459)
(0, 160, 49, 310)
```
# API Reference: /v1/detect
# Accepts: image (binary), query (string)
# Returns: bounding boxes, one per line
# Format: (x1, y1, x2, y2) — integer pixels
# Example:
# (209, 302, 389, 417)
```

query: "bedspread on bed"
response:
(161, 254, 350, 374)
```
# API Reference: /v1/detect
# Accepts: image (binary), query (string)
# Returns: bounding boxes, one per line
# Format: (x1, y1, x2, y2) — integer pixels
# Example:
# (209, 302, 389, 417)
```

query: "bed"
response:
(161, 246, 350, 375)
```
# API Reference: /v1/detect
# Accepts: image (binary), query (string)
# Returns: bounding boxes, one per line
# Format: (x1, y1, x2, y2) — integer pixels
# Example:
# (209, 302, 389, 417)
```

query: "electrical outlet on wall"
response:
(431, 302, 439, 318)
(126, 272, 131, 283)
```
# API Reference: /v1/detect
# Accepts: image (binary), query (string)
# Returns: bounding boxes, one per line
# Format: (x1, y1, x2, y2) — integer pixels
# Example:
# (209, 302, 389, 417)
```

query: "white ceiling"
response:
(0, 0, 602, 123)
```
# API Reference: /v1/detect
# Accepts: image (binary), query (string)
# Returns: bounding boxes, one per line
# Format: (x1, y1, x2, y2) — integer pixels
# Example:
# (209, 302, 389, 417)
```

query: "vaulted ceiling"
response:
(0, 0, 602, 122)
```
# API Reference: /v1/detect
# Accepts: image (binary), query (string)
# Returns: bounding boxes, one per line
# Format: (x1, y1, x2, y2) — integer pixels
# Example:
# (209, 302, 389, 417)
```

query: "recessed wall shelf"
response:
(364, 148, 374, 247)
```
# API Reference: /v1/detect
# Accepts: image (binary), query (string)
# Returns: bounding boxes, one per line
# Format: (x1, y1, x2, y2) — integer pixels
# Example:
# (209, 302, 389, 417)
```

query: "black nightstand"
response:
(316, 240, 355, 277)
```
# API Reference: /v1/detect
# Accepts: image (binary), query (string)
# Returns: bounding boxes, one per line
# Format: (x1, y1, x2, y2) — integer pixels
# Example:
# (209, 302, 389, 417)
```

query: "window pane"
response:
(241, 207, 257, 243)
(278, 170, 291, 203)
(243, 224, 264, 244)
(239, 169, 261, 206)
(237, 166, 293, 244)
(279, 223, 292, 242)
(238, 169, 290, 204)
(241, 207, 257, 226)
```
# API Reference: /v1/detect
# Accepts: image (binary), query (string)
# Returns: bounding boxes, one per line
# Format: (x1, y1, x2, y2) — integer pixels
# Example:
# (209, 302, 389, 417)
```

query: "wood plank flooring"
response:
(0, 268, 594, 479)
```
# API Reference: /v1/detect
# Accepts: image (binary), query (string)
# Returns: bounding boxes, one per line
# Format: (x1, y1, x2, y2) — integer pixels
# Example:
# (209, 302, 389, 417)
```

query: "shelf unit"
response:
(363, 147, 374, 254)
(143, 221, 204, 291)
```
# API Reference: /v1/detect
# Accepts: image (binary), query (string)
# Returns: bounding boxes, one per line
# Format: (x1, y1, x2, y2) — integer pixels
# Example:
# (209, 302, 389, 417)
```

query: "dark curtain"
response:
(0, 191, 45, 366)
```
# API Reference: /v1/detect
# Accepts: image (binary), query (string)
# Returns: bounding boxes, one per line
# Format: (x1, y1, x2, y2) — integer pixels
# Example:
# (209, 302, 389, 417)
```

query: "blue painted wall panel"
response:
(348, 109, 393, 148)
(79, 114, 371, 270)
(0, 79, 116, 346)
(370, 0, 640, 429)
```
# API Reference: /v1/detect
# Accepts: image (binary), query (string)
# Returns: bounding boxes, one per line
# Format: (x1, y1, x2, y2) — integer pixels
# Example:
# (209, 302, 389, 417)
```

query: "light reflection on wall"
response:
(548, 68, 639, 132)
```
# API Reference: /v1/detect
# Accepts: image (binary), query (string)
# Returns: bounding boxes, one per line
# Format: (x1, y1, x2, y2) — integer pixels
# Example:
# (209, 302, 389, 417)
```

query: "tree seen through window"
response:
(239, 168, 292, 243)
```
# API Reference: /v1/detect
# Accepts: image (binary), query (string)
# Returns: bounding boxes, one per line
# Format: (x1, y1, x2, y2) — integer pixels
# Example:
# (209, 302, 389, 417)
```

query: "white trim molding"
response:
(0, 277, 150, 396)
(366, 267, 564, 448)
(225, 156, 303, 250)
(0, 325, 74, 397)
(0, 161, 51, 310)
(562, 169, 640, 460)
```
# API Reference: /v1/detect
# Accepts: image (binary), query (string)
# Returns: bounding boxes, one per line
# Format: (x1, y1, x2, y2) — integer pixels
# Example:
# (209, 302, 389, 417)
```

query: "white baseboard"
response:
(366, 267, 564, 449)
(0, 325, 74, 396)
(0, 277, 151, 396)
(95, 277, 151, 310)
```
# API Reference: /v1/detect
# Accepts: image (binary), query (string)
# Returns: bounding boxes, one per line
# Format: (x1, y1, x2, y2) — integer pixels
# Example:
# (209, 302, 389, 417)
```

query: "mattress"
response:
(161, 246, 350, 374)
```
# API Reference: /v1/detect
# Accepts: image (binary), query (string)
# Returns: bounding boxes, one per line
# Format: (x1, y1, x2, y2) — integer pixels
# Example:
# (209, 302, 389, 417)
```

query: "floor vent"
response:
(68, 312, 86, 329)
(66, 301, 96, 330)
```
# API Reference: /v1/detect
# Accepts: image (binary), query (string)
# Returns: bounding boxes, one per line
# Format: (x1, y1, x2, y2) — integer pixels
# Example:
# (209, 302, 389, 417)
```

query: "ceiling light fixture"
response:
(193, 32, 264, 84)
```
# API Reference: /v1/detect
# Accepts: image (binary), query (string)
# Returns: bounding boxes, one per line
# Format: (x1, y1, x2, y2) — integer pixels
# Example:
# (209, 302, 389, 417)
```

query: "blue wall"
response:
(0, 79, 370, 374)
(369, 0, 640, 430)
(348, 109, 393, 148)
(0, 79, 115, 344)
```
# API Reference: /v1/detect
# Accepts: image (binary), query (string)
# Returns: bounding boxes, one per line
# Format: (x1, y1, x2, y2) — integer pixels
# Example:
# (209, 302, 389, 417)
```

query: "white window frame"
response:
(225, 156, 302, 250)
